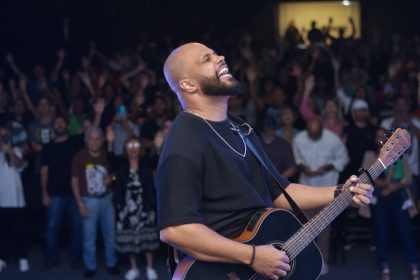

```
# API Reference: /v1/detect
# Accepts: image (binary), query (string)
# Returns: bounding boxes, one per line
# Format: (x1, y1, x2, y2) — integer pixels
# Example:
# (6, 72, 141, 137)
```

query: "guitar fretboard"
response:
(282, 160, 384, 260)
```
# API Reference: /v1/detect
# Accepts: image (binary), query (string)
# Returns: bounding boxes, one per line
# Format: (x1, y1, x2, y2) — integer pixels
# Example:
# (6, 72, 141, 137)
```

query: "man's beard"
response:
(54, 129, 68, 138)
(200, 76, 242, 97)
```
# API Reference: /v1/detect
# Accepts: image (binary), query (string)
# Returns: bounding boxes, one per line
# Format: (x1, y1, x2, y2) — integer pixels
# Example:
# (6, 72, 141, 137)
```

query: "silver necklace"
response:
(184, 109, 247, 157)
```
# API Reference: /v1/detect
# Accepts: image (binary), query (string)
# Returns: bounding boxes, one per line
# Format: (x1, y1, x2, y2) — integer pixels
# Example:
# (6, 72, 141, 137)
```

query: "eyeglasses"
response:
(126, 142, 141, 149)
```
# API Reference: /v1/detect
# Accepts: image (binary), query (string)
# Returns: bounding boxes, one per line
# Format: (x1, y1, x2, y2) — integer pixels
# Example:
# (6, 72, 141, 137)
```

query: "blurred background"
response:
(1, 0, 420, 279)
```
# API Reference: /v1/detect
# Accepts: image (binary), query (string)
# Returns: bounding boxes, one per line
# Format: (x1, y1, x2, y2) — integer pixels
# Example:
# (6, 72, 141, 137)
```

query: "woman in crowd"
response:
(363, 127, 418, 280)
(114, 137, 160, 280)
(0, 122, 29, 273)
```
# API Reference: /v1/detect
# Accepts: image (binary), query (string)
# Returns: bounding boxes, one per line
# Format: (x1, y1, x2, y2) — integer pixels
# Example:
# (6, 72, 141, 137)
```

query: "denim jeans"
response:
(81, 194, 117, 270)
(45, 196, 82, 263)
(371, 190, 418, 265)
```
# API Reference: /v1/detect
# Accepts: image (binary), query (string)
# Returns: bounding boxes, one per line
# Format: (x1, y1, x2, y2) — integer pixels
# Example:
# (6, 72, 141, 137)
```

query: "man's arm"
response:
(40, 166, 52, 207)
(161, 223, 290, 279)
(273, 176, 372, 210)
(71, 177, 88, 217)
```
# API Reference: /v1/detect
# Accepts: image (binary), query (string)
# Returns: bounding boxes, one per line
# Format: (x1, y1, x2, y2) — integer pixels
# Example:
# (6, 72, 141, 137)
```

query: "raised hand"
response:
(304, 75, 316, 93)
(246, 67, 258, 82)
(5, 53, 14, 64)
(93, 98, 106, 115)
(106, 125, 115, 143)
(19, 77, 28, 92)
(57, 48, 66, 60)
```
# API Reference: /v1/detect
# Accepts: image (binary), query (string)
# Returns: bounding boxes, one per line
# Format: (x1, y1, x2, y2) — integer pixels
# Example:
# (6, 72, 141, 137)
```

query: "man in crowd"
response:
(260, 116, 296, 180)
(293, 116, 349, 275)
(41, 115, 84, 269)
(71, 126, 118, 279)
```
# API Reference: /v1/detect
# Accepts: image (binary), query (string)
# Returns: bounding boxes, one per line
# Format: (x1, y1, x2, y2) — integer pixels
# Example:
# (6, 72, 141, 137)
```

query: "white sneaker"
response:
(125, 268, 140, 280)
(0, 259, 6, 272)
(146, 267, 158, 280)
(19, 259, 29, 272)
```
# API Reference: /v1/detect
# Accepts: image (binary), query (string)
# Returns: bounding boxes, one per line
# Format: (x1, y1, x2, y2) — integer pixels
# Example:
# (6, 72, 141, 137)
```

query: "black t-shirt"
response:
(41, 136, 84, 196)
(155, 112, 290, 239)
(261, 137, 296, 175)
(341, 123, 376, 179)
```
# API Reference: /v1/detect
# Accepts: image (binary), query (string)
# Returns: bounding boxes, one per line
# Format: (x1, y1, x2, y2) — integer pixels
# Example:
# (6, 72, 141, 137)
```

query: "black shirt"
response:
(41, 136, 84, 196)
(261, 137, 296, 175)
(155, 112, 290, 239)
(342, 123, 376, 179)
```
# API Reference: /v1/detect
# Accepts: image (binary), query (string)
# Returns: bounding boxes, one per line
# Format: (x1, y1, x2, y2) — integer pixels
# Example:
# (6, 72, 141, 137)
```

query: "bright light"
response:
(342, 0, 351, 6)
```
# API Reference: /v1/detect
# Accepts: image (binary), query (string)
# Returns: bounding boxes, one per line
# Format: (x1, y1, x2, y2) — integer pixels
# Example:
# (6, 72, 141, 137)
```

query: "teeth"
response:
(218, 67, 229, 76)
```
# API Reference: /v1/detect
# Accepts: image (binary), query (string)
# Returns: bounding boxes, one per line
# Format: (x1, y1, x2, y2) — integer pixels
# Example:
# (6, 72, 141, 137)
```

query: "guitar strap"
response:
(229, 113, 308, 224)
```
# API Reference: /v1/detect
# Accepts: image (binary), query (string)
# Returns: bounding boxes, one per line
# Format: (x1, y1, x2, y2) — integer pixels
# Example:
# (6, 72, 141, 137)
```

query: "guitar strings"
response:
(283, 161, 384, 259)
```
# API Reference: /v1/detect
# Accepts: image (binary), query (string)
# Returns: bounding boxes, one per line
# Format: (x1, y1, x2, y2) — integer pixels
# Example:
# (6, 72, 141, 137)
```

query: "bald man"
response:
(155, 42, 373, 280)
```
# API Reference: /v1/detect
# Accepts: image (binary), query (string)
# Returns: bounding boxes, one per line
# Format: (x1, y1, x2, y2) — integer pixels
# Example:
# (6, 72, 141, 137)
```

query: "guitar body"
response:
(173, 209, 322, 280)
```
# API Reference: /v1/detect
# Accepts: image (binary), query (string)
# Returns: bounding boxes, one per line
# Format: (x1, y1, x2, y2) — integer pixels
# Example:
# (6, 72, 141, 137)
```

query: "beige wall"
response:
(278, 1, 361, 43)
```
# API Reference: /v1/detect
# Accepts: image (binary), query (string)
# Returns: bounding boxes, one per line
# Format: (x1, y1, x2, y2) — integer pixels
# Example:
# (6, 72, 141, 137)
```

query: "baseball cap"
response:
(351, 99, 369, 111)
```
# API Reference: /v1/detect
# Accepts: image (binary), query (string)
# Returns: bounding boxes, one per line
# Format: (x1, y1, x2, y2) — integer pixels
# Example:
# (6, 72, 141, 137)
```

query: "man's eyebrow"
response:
(201, 51, 216, 62)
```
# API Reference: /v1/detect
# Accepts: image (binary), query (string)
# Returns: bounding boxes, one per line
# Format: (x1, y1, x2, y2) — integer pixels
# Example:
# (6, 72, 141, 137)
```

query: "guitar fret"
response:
(284, 160, 384, 259)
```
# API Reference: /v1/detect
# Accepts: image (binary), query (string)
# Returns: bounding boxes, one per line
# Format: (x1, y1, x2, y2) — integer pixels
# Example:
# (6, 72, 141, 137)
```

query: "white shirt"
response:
(0, 147, 26, 207)
(293, 129, 349, 186)
(380, 117, 419, 176)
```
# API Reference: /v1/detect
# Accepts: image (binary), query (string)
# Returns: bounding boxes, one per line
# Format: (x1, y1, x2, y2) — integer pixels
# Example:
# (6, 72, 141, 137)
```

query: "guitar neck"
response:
(283, 160, 385, 260)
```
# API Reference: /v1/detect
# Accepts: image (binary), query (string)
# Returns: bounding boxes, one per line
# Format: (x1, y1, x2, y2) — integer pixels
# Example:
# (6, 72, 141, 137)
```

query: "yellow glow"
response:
(278, 1, 361, 43)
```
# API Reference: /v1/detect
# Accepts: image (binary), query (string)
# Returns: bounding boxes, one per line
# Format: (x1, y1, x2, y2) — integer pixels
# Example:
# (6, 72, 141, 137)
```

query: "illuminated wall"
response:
(277, 1, 361, 42)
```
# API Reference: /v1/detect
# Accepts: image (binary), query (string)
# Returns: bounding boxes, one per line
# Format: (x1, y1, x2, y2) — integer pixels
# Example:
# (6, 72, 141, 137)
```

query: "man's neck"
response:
(354, 119, 367, 128)
(54, 135, 69, 143)
(262, 133, 276, 144)
(184, 96, 229, 121)
(39, 115, 52, 124)
(88, 149, 101, 157)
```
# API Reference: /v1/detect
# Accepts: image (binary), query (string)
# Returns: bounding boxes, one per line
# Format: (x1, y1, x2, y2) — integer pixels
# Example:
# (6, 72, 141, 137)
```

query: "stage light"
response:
(342, 0, 350, 6)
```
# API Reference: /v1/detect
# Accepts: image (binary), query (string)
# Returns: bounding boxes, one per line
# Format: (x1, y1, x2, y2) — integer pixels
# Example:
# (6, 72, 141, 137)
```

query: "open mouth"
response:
(216, 64, 232, 79)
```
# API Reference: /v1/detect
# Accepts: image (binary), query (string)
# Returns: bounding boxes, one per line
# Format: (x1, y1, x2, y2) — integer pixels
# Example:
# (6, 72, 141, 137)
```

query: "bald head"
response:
(163, 42, 240, 110)
(307, 117, 323, 140)
(163, 42, 205, 94)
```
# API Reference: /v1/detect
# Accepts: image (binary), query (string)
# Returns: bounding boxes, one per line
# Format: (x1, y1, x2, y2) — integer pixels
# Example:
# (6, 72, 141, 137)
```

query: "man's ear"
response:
(179, 79, 197, 93)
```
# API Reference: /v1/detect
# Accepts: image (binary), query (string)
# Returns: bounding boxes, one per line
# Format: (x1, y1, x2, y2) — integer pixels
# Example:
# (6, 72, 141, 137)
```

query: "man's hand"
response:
(252, 245, 290, 280)
(42, 193, 52, 208)
(346, 175, 373, 206)
(103, 175, 112, 187)
(79, 204, 89, 217)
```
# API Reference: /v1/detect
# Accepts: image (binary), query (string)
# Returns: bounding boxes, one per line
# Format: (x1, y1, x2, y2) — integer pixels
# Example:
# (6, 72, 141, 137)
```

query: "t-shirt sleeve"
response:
(155, 155, 205, 230)
(40, 144, 50, 167)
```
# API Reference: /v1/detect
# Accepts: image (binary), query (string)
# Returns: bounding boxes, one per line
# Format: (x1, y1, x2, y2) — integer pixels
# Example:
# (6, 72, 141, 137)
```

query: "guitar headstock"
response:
(379, 128, 411, 168)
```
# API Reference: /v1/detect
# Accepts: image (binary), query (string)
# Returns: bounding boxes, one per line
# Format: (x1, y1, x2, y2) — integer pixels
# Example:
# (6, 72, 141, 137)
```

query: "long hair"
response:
(322, 97, 344, 125)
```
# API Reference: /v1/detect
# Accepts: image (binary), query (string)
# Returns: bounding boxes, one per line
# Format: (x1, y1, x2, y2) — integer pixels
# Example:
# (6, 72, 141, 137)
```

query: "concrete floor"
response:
(0, 241, 418, 280)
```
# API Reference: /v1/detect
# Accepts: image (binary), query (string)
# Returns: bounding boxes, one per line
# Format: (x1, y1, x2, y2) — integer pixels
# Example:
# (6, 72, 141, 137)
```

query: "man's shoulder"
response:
(165, 113, 204, 145)
(322, 129, 343, 143)
(73, 148, 88, 160)
(293, 130, 308, 143)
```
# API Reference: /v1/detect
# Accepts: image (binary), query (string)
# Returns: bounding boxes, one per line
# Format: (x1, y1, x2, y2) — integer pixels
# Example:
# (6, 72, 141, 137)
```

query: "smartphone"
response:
(117, 105, 126, 117)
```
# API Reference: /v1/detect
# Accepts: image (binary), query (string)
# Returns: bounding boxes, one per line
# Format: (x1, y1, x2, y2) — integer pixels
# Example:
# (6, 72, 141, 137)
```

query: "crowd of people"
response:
(0, 18, 419, 280)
